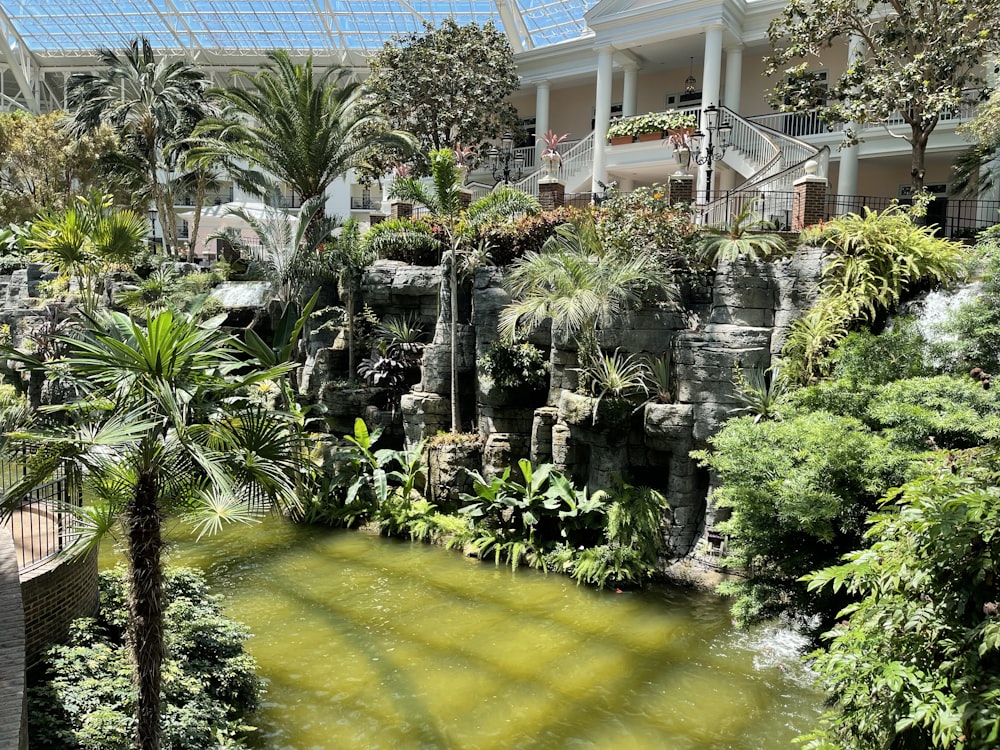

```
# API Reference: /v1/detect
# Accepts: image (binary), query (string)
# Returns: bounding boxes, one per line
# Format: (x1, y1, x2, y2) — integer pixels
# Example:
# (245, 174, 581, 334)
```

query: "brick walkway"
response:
(0, 529, 27, 750)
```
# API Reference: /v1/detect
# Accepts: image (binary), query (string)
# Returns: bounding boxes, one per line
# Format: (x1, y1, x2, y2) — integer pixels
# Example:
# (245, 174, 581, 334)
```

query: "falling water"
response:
(900, 280, 984, 346)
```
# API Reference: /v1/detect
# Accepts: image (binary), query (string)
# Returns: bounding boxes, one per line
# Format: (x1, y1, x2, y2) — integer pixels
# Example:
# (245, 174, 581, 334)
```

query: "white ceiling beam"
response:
(495, 0, 531, 51)
(156, 0, 209, 62)
(0, 6, 40, 112)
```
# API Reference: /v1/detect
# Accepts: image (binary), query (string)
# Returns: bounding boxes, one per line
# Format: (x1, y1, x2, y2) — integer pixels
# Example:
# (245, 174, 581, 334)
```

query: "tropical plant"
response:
(363, 216, 439, 265)
(387, 147, 541, 431)
(578, 348, 650, 422)
(830, 321, 930, 386)
(326, 218, 374, 380)
(1, 309, 302, 750)
(212, 195, 339, 305)
(644, 353, 673, 403)
(364, 19, 521, 177)
(731, 365, 788, 422)
(29, 567, 262, 750)
(195, 50, 413, 207)
(28, 191, 148, 312)
(67, 37, 212, 255)
(594, 186, 696, 259)
(459, 459, 607, 569)
(799, 448, 1000, 750)
(500, 216, 676, 387)
(696, 198, 788, 266)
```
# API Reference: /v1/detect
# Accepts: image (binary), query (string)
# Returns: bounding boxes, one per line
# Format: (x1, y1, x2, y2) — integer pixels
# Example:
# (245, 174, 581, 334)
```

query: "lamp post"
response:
(148, 207, 158, 252)
(689, 104, 733, 202)
(488, 133, 525, 185)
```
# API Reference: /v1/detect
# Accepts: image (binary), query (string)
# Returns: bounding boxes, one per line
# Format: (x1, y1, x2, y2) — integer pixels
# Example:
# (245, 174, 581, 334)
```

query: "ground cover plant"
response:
(29, 567, 263, 750)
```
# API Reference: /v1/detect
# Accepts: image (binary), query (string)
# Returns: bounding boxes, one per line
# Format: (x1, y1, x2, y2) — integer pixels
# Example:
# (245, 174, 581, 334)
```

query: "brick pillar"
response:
(458, 191, 472, 210)
(538, 180, 565, 210)
(792, 160, 828, 231)
(390, 201, 412, 219)
(668, 174, 694, 205)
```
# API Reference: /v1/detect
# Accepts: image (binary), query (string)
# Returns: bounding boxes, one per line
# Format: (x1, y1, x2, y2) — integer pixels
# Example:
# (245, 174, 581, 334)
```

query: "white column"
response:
(534, 81, 551, 164)
(723, 44, 743, 113)
(622, 63, 639, 118)
(838, 34, 866, 197)
(697, 24, 725, 202)
(592, 46, 614, 195)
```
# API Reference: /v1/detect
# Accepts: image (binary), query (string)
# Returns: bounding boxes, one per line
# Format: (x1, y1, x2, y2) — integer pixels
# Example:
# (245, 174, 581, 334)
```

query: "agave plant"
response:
(578, 348, 650, 423)
(731, 365, 788, 422)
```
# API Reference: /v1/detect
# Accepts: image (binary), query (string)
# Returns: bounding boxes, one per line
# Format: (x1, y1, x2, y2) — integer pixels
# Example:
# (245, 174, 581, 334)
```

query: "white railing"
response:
(746, 92, 980, 137)
(514, 131, 595, 196)
(512, 140, 580, 170)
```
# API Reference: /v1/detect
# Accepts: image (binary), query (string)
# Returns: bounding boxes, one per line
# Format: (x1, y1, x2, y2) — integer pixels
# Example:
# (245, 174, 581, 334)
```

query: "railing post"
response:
(792, 160, 828, 231)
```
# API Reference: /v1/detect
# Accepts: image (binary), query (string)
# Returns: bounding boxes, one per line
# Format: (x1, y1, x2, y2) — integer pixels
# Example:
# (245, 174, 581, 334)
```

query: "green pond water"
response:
(106, 519, 822, 749)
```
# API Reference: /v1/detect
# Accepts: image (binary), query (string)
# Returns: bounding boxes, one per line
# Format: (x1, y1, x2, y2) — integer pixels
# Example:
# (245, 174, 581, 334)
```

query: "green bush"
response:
(477, 206, 581, 266)
(29, 567, 262, 750)
(595, 185, 697, 260)
(830, 320, 930, 385)
(477, 338, 549, 395)
(693, 412, 913, 629)
(363, 216, 441, 265)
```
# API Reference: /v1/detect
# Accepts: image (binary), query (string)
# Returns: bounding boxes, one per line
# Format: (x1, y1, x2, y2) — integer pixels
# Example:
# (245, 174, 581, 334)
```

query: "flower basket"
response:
(637, 131, 664, 142)
(609, 134, 634, 145)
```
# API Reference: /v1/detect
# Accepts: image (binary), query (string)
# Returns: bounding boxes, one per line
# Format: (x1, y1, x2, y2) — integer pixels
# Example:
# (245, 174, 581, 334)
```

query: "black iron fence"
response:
(1, 451, 83, 573)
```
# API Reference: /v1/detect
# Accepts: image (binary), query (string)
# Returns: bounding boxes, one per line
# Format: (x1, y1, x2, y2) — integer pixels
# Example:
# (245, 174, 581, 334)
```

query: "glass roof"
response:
(1, 0, 595, 58)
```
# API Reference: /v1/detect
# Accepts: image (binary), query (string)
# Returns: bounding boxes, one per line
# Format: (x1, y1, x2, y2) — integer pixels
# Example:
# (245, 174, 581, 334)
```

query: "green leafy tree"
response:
(365, 19, 521, 177)
(195, 50, 413, 207)
(67, 36, 212, 255)
(2, 310, 301, 750)
(800, 448, 1000, 749)
(326, 218, 373, 381)
(765, 0, 1000, 192)
(0, 111, 124, 224)
(388, 147, 540, 431)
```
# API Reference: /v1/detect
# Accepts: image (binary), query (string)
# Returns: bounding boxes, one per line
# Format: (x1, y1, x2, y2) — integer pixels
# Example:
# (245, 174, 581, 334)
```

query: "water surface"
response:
(113, 519, 821, 749)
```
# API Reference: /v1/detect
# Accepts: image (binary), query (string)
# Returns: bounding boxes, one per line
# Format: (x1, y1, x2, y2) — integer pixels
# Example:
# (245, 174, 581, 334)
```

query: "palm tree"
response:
(696, 198, 787, 267)
(67, 37, 211, 256)
(213, 194, 340, 306)
(387, 148, 541, 430)
(28, 191, 149, 313)
(194, 51, 414, 207)
(1, 310, 302, 750)
(500, 216, 676, 385)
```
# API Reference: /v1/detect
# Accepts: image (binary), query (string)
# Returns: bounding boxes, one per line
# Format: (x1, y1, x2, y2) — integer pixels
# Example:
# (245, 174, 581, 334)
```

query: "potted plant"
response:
(536, 129, 570, 182)
(607, 118, 635, 145)
(453, 142, 476, 185)
(668, 129, 695, 174)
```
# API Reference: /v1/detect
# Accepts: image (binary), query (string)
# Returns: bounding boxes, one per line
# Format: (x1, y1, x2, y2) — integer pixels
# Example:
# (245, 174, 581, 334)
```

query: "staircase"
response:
(514, 132, 595, 196)
(701, 106, 826, 226)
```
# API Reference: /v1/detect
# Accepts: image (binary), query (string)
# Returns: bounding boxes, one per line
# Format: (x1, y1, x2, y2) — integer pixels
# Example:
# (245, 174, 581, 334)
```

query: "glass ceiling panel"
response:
(1, 0, 594, 58)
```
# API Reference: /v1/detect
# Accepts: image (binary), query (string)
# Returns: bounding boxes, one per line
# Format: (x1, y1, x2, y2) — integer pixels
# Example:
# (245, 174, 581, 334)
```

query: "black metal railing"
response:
(1, 451, 83, 573)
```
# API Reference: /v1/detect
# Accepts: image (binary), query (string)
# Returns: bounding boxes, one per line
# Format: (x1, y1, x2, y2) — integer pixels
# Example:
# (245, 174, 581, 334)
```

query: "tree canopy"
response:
(364, 19, 521, 177)
(766, 0, 1000, 191)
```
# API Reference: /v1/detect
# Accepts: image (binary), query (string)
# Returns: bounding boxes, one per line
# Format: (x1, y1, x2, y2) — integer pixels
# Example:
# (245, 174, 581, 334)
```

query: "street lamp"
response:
(689, 104, 733, 202)
(148, 207, 159, 252)
(487, 133, 525, 185)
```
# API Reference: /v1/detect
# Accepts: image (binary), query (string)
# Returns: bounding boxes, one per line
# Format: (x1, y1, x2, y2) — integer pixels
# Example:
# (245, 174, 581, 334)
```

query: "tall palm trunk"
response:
(449, 238, 461, 432)
(127, 472, 165, 750)
(187, 171, 208, 263)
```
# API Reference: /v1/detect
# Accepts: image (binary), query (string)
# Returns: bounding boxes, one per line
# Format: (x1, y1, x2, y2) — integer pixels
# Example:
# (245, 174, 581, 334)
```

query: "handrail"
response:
(700, 106, 824, 226)
(514, 131, 595, 196)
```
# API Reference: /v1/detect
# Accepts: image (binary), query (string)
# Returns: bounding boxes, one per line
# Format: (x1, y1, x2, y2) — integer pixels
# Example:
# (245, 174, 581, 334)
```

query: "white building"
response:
(0, 0, 992, 250)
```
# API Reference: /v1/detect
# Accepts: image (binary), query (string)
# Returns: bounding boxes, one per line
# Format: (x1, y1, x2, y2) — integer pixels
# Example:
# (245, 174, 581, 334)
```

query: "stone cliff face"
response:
(380, 249, 825, 557)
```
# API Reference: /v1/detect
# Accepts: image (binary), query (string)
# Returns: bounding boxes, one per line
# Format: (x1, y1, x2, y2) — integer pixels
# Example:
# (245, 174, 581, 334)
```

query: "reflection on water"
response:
(106, 518, 822, 749)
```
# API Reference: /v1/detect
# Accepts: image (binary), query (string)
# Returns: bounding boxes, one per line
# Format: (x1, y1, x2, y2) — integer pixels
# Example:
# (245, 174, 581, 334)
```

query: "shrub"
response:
(594, 185, 697, 260)
(692, 412, 913, 629)
(830, 320, 930, 386)
(363, 216, 443, 265)
(477, 338, 549, 395)
(477, 206, 581, 266)
(29, 567, 262, 750)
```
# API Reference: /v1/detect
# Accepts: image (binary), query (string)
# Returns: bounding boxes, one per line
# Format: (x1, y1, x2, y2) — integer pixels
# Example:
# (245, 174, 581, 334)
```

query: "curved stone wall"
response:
(0, 531, 27, 750)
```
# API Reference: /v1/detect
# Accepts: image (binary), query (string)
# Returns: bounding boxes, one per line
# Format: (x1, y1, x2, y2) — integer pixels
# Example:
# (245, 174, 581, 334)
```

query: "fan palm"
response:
(28, 191, 148, 313)
(194, 51, 414, 207)
(67, 37, 211, 255)
(1, 309, 302, 750)
(387, 148, 541, 430)
(500, 216, 675, 378)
